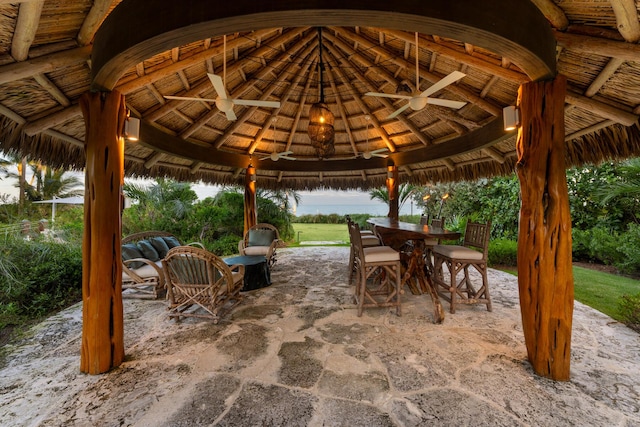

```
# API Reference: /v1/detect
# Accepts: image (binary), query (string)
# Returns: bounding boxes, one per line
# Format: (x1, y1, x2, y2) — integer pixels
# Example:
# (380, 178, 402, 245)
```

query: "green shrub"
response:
(617, 223, 640, 274)
(207, 234, 242, 256)
(619, 293, 640, 332)
(488, 239, 518, 266)
(0, 236, 82, 327)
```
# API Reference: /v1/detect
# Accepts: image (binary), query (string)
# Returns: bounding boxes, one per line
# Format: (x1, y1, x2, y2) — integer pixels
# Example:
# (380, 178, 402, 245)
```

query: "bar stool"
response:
(347, 216, 380, 284)
(349, 221, 402, 316)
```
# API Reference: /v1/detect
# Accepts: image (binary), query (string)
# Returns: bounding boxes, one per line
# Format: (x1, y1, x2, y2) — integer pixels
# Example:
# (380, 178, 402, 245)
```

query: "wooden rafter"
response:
(11, 0, 44, 61)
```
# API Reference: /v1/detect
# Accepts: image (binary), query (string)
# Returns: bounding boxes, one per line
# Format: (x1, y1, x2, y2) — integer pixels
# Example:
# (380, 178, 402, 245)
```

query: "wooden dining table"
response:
(367, 217, 461, 323)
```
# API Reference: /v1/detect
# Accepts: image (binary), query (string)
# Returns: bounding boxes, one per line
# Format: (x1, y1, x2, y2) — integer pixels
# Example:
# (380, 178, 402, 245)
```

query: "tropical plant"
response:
(369, 183, 419, 213)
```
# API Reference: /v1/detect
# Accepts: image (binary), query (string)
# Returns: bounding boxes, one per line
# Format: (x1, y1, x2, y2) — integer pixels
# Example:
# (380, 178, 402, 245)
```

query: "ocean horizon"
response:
(293, 202, 415, 217)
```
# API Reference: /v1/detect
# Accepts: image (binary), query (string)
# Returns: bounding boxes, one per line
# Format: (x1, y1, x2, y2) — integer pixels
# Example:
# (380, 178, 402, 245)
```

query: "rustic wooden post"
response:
(79, 90, 126, 374)
(244, 164, 257, 234)
(386, 165, 399, 221)
(515, 75, 573, 380)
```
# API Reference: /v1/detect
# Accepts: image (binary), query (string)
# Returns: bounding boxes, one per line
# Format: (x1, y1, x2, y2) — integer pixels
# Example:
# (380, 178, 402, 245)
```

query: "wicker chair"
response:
(346, 216, 380, 284)
(349, 221, 402, 317)
(162, 246, 244, 323)
(238, 223, 282, 267)
(432, 221, 492, 313)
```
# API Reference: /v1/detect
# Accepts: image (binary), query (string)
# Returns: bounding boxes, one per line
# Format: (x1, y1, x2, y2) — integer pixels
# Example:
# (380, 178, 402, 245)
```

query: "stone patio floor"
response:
(1, 246, 638, 426)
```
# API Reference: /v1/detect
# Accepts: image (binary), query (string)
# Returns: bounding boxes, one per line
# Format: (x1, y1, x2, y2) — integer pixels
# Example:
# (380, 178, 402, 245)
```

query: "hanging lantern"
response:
(307, 28, 335, 158)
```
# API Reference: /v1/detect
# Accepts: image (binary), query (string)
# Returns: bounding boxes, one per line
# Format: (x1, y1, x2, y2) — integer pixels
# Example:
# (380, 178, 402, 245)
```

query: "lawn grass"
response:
(572, 266, 640, 321)
(291, 223, 349, 244)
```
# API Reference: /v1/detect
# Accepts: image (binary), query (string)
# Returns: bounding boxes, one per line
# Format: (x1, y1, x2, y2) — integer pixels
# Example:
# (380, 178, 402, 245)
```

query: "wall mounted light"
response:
(124, 114, 140, 141)
(387, 170, 395, 179)
(250, 172, 257, 182)
(503, 106, 520, 131)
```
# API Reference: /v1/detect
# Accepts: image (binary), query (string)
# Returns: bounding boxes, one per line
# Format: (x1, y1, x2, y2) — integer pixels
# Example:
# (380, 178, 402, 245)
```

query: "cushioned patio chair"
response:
(346, 216, 380, 284)
(238, 223, 282, 267)
(432, 221, 492, 313)
(163, 246, 244, 323)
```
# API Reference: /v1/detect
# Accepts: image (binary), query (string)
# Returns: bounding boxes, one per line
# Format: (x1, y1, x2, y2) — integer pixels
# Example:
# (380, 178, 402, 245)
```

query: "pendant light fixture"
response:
(307, 27, 335, 159)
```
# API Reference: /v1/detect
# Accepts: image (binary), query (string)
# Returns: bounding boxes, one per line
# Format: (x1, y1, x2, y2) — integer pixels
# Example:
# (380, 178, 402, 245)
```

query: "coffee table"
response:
(223, 255, 271, 291)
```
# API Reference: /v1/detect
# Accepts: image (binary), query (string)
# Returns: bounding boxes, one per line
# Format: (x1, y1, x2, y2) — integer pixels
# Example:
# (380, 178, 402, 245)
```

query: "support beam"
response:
(244, 165, 257, 235)
(516, 75, 573, 381)
(79, 90, 126, 375)
(386, 165, 399, 221)
(11, 0, 44, 61)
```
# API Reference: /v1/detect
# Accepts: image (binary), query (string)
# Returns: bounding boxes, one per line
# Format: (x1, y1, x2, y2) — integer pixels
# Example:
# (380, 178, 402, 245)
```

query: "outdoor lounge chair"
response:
(121, 231, 204, 299)
(432, 221, 492, 313)
(163, 246, 244, 323)
(238, 223, 282, 267)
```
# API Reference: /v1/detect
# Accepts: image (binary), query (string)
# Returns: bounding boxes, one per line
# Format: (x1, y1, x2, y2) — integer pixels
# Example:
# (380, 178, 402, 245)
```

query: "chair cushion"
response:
(122, 243, 145, 269)
(137, 240, 160, 262)
(163, 236, 181, 248)
(433, 244, 484, 260)
(149, 236, 171, 258)
(361, 235, 380, 247)
(363, 245, 400, 262)
(122, 261, 161, 281)
(248, 229, 275, 247)
(244, 245, 269, 256)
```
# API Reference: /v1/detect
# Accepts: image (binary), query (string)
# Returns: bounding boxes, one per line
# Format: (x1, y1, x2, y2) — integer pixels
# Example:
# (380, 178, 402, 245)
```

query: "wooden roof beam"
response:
(610, 0, 640, 43)
(565, 88, 639, 126)
(530, 0, 569, 30)
(11, 0, 43, 61)
(584, 58, 625, 97)
(33, 73, 71, 107)
(555, 30, 640, 61)
(77, 0, 114, 46)
(247, 43, 316, 154)
(145, 28, 305, 122)
(0, 45, 91, 86)
(213, 35, 315, 149)
(326, 68, 359, 157)
(323, 47, 397, 152)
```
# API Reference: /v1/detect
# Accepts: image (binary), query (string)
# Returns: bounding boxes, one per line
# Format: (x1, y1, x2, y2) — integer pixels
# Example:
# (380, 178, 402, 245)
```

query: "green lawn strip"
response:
(291, 223, 349, 244)
(572, 266, 639, 321)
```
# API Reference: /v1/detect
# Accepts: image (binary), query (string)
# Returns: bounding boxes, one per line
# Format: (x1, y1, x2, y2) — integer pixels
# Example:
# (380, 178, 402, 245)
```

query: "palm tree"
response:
(369, 183, 419, 212)
(22, 164, 83, 201)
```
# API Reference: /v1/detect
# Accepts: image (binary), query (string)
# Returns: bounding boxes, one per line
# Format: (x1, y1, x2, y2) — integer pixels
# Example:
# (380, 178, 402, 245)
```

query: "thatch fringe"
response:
(565, 123, 640, 167)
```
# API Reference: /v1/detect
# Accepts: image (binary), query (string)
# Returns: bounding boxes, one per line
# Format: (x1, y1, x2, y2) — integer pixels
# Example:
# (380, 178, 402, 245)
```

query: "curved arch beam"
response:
(92, 0, 555, 90)
(140, 117, 512, 172)
(94, 0, 554, 170)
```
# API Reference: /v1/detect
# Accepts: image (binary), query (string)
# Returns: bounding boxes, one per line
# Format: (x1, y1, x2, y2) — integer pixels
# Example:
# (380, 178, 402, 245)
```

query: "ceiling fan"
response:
(365, 33, 466, 120)
(259, 118, 296, 161)
(360, 115, 388, 159)
(164, 36, 280, 121)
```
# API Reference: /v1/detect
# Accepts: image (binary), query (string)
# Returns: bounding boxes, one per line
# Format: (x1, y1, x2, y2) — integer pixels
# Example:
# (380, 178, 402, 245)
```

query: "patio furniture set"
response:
(121, 224, 280, 322)
(348, 217, 492, 322)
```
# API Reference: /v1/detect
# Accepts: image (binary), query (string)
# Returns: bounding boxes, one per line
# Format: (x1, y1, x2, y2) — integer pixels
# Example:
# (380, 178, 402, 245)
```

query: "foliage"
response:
(369, 183, 419, 213)
(619, 293, 640, 332)
(488, 239, 518, 267)
(0, 236, 82, 328)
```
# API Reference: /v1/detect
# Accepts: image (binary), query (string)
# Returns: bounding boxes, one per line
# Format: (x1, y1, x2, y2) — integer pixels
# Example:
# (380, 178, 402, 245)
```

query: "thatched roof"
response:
(1, 0, 640, 190)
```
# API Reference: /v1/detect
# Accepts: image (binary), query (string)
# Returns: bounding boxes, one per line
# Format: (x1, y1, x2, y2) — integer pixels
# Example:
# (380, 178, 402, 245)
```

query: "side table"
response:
(223, 255, 271, 291)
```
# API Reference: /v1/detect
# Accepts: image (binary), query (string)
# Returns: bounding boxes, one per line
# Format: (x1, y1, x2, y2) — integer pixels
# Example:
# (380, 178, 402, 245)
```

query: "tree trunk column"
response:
(387, 165, 399, 221)
(516, 75, 574, 380)
(244, 165, 257, 235)
(79, 90, 126, 375)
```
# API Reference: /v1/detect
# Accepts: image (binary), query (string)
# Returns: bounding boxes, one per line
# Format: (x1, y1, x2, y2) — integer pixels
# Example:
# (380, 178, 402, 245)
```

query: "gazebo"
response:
(1, 0, 640, 380)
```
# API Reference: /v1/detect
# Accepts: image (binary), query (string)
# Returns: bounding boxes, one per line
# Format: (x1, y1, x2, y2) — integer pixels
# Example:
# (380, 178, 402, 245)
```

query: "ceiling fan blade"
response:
(386, 103, 411, 120)
(373, 152, 389, 158)
(426, 98, 467, 109)
(365, 92, 412, 100)
(280, 150, 294, 156)
(225, 109, 237, 121)
(280, 155, 296, 161)
(233, 99, 281, 108)
(421, 71, 466, 97)
(164, 95, 217, 103)
(371, 148, 388, 154)
(208, 73, 228, 99)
